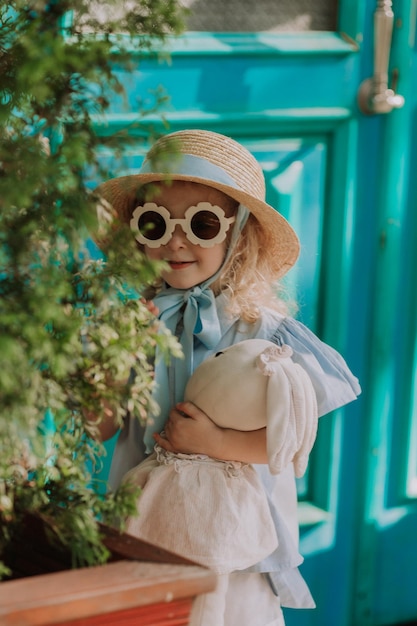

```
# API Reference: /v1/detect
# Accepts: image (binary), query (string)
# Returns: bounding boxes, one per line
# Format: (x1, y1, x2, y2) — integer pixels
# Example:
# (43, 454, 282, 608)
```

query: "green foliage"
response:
(0, 0, 185, 577)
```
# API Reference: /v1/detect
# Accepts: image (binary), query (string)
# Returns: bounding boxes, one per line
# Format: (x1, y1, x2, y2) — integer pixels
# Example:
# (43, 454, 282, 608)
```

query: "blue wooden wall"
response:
(92, 0, 417, 623)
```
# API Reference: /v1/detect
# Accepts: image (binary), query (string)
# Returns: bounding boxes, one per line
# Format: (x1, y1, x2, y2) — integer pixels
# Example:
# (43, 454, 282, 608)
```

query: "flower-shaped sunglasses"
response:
(130, 202, 236, 248)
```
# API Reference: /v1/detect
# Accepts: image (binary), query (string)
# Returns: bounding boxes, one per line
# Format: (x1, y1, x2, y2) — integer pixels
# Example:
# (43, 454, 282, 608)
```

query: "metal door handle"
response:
(358, 0, 405, 114)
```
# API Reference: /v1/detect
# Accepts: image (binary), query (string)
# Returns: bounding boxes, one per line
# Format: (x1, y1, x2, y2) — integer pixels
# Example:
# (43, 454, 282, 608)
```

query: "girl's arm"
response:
(84, 299, 159, 442)
(83, 400, 120, 441)
(153, 401, 268, 464)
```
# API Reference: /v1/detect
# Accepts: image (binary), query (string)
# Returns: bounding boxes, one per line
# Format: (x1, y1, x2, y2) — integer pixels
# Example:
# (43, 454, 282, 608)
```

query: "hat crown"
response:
(144, 130, 266, 202)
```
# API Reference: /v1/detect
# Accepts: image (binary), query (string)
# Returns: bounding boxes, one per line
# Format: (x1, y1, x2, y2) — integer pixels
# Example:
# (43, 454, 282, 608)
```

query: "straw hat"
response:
(96, 129, 300, 279)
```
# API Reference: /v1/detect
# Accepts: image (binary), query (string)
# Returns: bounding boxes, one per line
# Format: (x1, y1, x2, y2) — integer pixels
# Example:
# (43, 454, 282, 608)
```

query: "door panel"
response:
(92, 0, 417, 623)
(351, 1, 417, 623)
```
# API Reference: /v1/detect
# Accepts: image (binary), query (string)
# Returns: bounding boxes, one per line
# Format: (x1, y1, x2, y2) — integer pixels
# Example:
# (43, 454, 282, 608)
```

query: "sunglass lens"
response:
(138, 211, 166, 241)
(190, 211, 221, 241)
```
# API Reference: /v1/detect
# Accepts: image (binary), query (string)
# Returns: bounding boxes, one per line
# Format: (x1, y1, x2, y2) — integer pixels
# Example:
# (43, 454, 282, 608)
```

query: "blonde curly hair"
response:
(211, 213, 294, 322)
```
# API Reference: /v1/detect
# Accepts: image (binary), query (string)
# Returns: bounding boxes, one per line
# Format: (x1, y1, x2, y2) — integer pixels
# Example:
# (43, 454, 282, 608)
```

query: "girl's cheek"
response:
(143, 245, 158, 260)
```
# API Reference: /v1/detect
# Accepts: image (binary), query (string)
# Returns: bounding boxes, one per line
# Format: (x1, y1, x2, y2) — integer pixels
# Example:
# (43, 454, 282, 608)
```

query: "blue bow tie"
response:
(154, 285, 222, 351)
(143, 284, 222, 451)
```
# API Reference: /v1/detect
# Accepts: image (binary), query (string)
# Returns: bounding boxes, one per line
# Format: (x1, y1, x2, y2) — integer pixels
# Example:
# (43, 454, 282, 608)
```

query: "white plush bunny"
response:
(185, 339, 318, 477)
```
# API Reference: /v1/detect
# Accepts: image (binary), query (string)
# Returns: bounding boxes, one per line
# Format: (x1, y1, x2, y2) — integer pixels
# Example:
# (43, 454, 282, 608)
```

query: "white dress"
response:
(123, 337, 323, 626)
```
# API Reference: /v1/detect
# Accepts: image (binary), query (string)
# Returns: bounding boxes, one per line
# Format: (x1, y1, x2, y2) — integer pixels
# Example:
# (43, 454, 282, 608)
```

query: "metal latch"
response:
(358, 0, 405, 114)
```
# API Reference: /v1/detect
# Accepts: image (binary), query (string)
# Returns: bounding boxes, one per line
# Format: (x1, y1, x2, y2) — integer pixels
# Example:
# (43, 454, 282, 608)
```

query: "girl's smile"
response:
(167, 260, 195, 270)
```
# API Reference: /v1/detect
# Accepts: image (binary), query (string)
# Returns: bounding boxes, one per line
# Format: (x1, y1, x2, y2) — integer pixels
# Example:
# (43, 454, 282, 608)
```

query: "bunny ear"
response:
(265, 356, 318, 477)
(256, 343, 293, 376)
(283, 363, 319, 477)
(264, 362, 294, 473)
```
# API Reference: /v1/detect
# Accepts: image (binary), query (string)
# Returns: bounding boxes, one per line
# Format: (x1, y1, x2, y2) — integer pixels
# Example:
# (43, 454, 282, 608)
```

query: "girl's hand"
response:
(153, 402, 223, 457)
(154, 401, 268, 464)
(141, 298, 159, 317)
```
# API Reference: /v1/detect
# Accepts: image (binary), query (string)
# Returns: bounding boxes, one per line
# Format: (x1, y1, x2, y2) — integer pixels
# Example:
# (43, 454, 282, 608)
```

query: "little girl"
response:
(96, 129, 361, 626)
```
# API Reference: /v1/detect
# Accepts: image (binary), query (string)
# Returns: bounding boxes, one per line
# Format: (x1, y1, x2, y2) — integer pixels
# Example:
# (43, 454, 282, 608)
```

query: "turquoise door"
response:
(94, 0, 417, 624)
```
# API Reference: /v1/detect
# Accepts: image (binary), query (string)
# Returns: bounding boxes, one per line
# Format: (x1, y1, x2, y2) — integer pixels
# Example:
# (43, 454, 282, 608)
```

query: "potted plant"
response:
(0, 4, 216, 620)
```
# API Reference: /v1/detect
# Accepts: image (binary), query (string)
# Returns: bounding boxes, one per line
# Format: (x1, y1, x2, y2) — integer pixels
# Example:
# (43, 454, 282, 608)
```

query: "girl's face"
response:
(141, 181, 236, 290)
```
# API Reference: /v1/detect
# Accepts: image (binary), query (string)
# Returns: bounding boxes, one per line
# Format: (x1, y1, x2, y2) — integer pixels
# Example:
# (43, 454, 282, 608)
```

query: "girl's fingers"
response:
(140, 298, 159, 316)
(153, 432, 175, 452)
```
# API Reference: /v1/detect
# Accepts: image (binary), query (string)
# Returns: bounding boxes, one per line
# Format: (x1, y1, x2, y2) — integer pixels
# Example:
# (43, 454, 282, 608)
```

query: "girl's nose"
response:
(165, 224, 187, 249)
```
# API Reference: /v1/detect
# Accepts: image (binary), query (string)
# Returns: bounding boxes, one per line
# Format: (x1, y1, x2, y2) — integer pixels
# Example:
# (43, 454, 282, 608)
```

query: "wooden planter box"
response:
(0, 517, 216, 626)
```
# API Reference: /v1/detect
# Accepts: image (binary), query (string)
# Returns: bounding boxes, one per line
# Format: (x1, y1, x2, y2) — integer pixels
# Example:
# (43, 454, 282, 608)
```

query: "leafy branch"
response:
(0, 0, 185, 577)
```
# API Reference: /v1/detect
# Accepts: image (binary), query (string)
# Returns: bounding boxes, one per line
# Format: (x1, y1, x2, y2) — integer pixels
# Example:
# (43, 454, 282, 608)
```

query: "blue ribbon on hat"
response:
(143, 204, 249, 452)
(140, 153, 241, 189)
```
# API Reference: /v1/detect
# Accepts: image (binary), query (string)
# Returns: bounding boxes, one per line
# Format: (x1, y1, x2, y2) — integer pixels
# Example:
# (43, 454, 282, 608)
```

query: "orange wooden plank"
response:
(0, 560, 216, 626)
(57, 598, 193, 626)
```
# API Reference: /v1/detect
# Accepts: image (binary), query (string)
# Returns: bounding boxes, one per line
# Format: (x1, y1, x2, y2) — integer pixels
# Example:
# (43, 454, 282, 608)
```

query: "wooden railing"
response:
(0, 516, 216, 626)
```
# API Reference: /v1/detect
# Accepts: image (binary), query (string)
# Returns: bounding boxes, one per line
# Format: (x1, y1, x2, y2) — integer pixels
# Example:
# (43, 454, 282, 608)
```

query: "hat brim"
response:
(96, 172, 300, 280)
